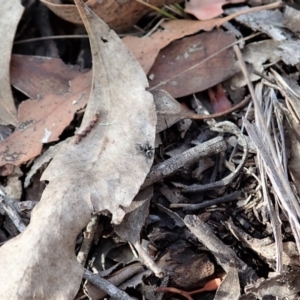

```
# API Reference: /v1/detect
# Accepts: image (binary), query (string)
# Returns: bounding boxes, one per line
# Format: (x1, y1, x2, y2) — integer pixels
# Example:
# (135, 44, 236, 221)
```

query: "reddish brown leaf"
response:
(10, 55, 83, 99)
(0, 71, 92, 167)
(148, 30, 238, 98)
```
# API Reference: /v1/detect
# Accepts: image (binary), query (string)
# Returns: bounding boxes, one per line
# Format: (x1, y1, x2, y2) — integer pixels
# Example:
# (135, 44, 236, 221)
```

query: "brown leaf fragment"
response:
(10, 54, 83, 99)
(123, 19, 228, 74)
(40, 0, 178, 32)
(148, 30, 238, 98)
(0, 0, 24, 125)
(85, 0, 178, 32)
(0, 71, 92, 167)
(40, 0, 83, 24)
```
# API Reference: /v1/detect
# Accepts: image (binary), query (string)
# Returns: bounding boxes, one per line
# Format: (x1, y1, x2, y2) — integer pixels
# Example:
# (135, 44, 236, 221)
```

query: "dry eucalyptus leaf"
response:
(123, 19, 231, 74)
(0, 0, 23, 125)
(148, 30, 238, 97)
(0, 71, 92, 167)
(0, 1, 156, 298)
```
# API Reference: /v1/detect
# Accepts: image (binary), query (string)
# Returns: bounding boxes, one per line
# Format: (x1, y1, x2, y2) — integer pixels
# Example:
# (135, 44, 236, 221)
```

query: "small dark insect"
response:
(74, 112, 100, 144)
(137, 141, 154, 159)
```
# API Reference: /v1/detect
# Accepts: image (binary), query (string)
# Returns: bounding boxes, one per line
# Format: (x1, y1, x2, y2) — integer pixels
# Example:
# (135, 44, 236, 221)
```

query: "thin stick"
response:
(189, 96, 251, 120)
(0, 188, 26, 233)
(141, 136, 226, 189)
(83, 269, 134, 300)
(14, 35, 89, 45)
(233, 45, 300, 232)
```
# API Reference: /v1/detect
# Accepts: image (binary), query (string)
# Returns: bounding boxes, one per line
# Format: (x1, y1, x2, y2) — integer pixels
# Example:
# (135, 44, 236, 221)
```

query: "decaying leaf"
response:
(148, 30, 238, 98)
(10, 54, 83, 99)
(0, 0, 23, 125)
(0, 1, 156, 298)
(0, 71, 92, 167)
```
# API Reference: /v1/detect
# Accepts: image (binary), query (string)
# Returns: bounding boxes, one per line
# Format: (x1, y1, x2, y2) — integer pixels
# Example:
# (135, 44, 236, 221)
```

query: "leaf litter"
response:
(0, 0, 300, 299)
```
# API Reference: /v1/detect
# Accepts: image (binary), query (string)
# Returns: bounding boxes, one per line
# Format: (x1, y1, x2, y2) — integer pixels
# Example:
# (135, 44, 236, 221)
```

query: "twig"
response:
(170, 190, 243, 211)
(188, 96, 251, 120)
(83, 269, 134, 300)
(77, 215, 99, 265)
(133, 240, 165, 278)
(182, 121, 248, 193)
(156, 287, 193, 300)
(184, 215, 258, 287)
(0, 188, 26, 233)
(141, 136, 227, 189)
(234, 45, 300, 233)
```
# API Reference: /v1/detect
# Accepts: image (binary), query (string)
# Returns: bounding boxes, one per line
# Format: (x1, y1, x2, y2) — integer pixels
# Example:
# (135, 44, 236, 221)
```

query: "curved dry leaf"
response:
(0, 1, 156, 298)
(10, 54, 83, 99)
(0, 0, 24, 125)
(40, 0, 178, 32)
(0, 71, 92, 167)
